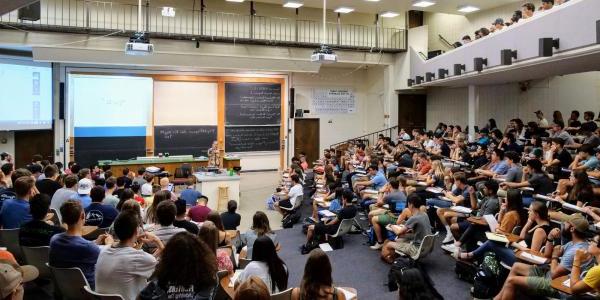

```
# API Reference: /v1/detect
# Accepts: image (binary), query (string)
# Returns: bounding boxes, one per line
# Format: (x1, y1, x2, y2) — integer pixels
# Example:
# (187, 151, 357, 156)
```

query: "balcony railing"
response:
(0, 0, 406, 52)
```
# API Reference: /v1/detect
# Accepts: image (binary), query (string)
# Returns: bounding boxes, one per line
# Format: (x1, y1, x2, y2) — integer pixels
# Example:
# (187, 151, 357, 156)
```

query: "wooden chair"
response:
(271, 288, 293, 300)
(47, 264, 90, 300)
(82, 286, 124, 300)
(21, 246, 51, 280)
(0, 228, 24, 263)
(171, 168, 188, 185)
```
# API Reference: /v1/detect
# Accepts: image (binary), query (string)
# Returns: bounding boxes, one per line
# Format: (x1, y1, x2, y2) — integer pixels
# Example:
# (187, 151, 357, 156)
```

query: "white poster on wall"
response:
(312, 88, 356, 114)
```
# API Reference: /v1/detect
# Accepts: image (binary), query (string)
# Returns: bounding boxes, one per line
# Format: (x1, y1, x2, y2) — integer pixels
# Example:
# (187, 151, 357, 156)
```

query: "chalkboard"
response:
(225, 83, 281, 125)
(154, 125, 217, 156)
(75, 136, 146, 168)
(225, 126, 280, 152)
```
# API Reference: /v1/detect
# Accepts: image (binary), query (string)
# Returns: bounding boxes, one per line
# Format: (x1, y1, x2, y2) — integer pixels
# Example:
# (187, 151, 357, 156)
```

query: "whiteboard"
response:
(153, 81, 218, 126)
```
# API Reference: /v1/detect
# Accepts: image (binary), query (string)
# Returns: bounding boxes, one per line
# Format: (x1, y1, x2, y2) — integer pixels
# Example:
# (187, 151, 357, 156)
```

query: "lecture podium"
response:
(98, 155, 241, 178)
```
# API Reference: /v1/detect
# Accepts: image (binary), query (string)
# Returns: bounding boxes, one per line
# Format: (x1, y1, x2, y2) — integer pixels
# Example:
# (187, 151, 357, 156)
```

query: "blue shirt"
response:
(560, 241, 593, 271)
(371, 170, 387, 190)
(478, 136, 490, 146)
(179, 188, 202, 206)
(582, 156, 599, 170)
(84, 203, 119, 228)
(0, 198, 32, 229)
(490, 160, 509, 175)
(70, 194, 92, 209)
(49, 233, 101, 289)
(328, 198, 342, 213)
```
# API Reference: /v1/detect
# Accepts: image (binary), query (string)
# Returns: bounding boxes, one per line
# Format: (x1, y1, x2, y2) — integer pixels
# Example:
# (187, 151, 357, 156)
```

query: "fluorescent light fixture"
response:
(334, 7, 354, 13)
(365, 0, 380, 2)
(412, 1, 435, 8)
(380, 11, 400, 18)
(457, 5, 480, 13)
(161, 7, 175, 17)
(283, 1, 303, 8)
(226, 0, 245, 2)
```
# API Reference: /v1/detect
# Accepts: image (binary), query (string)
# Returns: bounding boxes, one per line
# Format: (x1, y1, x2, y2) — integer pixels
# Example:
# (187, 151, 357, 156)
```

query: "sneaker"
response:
(369, 242, 383, 250)
(442, 233, 454, 244)
(441, 243, 456, 253)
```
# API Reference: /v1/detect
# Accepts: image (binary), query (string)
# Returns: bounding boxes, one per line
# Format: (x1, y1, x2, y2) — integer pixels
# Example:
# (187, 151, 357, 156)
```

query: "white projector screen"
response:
(0, 59, 52, 130)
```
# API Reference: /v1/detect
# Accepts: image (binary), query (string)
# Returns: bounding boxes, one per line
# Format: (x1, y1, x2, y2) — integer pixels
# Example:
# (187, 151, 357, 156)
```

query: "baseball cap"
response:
(0, 261, 39, 298)
(566, 213, 589, 233)
(77, 178, 93, 194)
(141, 183, 153, 197)
(493, 18, 504, 25)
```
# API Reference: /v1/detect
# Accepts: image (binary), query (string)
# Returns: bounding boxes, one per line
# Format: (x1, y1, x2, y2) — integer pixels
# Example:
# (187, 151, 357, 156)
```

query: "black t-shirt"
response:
(119, 176, 133, 189)
(569, 120, 582, 128)
(220, 212, 241, 230)
(331, 206, 358, 231)
(36, 179, 63, 198)
(581, 121, 598, 133)
(528, 173, 554, 195)
(554, 149, 573, 169)
(173, 219, 199, 235)
(19, 220, 65, 247)
(440, 143, 451, 157)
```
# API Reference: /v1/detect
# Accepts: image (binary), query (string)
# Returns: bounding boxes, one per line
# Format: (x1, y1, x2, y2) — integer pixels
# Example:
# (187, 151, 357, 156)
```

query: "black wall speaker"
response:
(596, 20, 600, 44)
(425, 72, 435, 82)
(407, 79, 414, 87)
(438, 68, 449, 79)
(294, 109, 303, 118)
(59, 82, 65, 120)
(415, 76, 424, 85)
(501, 49, 518, 65)
(453, 64, 466, 76)
(539, 38, 560, 57)
(474, 57, 488, 72)
(289, 87, 295, 119)
(18, 2, 41, 21)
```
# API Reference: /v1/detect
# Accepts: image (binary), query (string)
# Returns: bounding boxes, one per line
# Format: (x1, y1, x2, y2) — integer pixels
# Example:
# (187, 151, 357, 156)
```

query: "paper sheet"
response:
(485, 232, 509, 243)
(318, 210, 336, 217)
(483, 214, 499, 232)
(520, 252, 548, 264)
(451, 206, 472, 214)
(229, 270, 243, 288)
(319, 243, 334, 252)
(338, 287, 357, 300)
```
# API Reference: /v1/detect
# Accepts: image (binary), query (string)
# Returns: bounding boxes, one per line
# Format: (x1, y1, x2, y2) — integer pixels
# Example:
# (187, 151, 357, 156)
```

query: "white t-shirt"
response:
(235, 261, 278, 294)
(287, 184, 303, 207)
(95, 246, 157, 300)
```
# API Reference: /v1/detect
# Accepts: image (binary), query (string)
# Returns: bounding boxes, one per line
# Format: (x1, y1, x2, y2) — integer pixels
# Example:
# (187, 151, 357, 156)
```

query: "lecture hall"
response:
(0, 0, 600, 299)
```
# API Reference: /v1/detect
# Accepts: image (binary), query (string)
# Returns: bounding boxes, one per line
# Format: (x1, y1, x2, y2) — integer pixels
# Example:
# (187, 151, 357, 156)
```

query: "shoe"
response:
(370, 242, 383, 250)
(442, 233, 454, 244)
(441, 243, 456, 253)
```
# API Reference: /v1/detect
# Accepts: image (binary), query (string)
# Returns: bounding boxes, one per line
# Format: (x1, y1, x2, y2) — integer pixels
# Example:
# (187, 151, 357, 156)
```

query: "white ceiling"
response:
(254, 0, 522, 14)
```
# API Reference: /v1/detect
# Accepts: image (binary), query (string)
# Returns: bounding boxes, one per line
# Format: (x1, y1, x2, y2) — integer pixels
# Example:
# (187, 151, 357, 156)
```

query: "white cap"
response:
(141, 183, 153, 196)
(77, 178, 93, 194)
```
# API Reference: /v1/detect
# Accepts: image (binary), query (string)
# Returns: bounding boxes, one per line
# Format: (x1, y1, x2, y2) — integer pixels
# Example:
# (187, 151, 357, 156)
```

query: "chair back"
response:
(330, 218, 354, 238)
(82, 286, 124, 300)
(181, 163, 192, 177)
(412, 232, 439, 261)
(48, 264, 90, 300)
(174, 168, 185, 179)
(49, 208, 61, 226)
(213, 270, 231, 300)
(0, 228, 24, 263)
(22, 246, 51, 279)
(238, 258, 251, 269)
(271, 288, 293, 300)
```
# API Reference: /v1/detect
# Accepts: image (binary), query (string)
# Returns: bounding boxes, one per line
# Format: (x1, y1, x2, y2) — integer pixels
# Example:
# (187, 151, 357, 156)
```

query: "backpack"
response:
(471, 252, 509, 299)
(266, 195, 277, 210)
(387, 256, 443, 299)
(282, 210, 301, 228)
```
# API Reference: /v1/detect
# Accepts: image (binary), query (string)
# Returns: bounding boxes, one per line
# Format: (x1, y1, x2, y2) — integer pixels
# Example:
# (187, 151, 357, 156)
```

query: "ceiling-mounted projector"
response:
(125, 32, 153, 55)
(311, 45, 337, 63)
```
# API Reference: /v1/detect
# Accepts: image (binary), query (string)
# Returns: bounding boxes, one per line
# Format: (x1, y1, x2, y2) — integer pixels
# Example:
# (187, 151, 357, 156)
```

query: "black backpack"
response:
(471, 252, 509, 299)
(282, 210, 301, 228)
(387, 257, 443, 300)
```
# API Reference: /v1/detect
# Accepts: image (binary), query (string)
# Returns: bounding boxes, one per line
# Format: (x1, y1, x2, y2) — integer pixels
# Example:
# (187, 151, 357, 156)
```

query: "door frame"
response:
(293, 118, 320, 167)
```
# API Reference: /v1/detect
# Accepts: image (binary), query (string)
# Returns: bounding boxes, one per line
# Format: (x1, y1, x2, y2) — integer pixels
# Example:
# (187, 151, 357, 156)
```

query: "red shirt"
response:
(188, 205, 211, 222)
(418, 161, 432, 175)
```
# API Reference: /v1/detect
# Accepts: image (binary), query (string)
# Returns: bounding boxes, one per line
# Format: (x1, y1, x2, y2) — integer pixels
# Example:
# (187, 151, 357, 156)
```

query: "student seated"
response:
(49, 200, 113, 289)
(35, 165, 62, 198)
(311, 186, 343, 221)
(240, 211, 279, 260)
(549, 120, 575, 146)
(150, 201, 186, 244)
(566, 234, 600, 296)
(198, 221, 234, 274)
(173, 199, 199, 234)
(19, 193, 65, 247)
(301, 190, 357, 254)
(103, 177, 120, 208)
(144, 190, 172, 224)
(500, 159, 554, 205)
(71, 178, 93, 209)
(187, 195, 211, 222)
(179, 176, 202, 207)
(544, 138, 573, 178)
(221, 200, 241, 230)
(0, 176, 35, 229)
(235, 235, 288, 294)
(570, 145, 598, 171)
(381, 193, 432, 263)
(473, 149, 509, 181)
(95, 210, 161, 300)
(291, 248, 347, 300)
(206, 211, 230, 247)
(274, 174, 303, 214)
(353, 164, 387, 197)
(85, 186, 118, 228)
(234, 276, 271, 300)
(139, 232, 217, 300)
(494, 214, 593, 299)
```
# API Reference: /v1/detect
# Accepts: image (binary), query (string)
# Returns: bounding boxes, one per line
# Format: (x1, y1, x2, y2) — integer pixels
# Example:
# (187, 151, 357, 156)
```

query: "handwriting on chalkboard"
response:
(157, 127, 217, 140)
(225, 126, 280, 152)
(226, 83, 281, 126)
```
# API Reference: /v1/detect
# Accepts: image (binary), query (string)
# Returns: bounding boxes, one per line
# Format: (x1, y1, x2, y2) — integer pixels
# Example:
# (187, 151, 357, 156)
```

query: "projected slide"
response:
(70, 74, 153, 137)
(0, 60, 52, 130)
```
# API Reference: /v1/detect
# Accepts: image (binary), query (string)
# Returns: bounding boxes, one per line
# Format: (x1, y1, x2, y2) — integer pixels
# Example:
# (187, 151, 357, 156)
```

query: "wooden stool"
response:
(218, 186, 229, 212)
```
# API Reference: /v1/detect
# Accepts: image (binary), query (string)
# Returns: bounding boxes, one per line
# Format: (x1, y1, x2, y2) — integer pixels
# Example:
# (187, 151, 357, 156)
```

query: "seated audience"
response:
(49, 200, 113, 289)
(85, 186, 118, 228)
(566, 234, 600, 295)
(95, 210, 161, 300)
(291, 248, 346, 300)
(395, 268, 442, 300)
(198, 221, 234, 274)
(50, 174, 78, 222)
(0, 259, 39, 300)
(71, 178, 93, 208)
(0, 176, 35, 229)
(151, 201, 186, 244)
(132, 167, 147, 187)
(235, 235, 288, 294)
(188, 195, 211, 222)
(139, 232, 217, 300)
(19, 193, 65, 247)
(569, 144, 598, 171)
(35, 165, 62, 197)
(173, 199, 199, 234)
(221, 200, 241, 230)
(241, 211, 279, 260)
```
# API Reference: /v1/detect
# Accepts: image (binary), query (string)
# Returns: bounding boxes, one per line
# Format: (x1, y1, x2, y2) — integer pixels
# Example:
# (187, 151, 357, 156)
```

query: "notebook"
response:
(520, 252, 548, 264)
(319, 243, 334, 252)
(426, 187, 444, 194)
(318, 210, 336, 217)
(451, 206, 472, 215)
(483, 214, 499, 232)
(485, 232, 509, 243)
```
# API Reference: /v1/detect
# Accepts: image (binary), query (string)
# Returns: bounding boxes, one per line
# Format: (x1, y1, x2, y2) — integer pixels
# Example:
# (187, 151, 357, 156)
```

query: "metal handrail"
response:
(330, 126, 399, 149)
(0, 0, 406, 51)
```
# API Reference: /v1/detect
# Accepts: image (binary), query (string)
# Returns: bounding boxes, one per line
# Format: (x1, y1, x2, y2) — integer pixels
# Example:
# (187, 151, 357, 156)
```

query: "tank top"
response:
(524, 224, 552, 248)
(299, 287, 338, 300)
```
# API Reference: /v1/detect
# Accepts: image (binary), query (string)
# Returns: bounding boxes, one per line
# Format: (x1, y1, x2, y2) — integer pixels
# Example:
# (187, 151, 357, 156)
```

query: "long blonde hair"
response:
(431, 160, 446, 180)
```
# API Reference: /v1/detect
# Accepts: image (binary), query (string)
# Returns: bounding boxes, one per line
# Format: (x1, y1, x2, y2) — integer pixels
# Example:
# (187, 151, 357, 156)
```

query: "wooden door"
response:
(398, 94, 427, 133)
(14, 130, 54, 168)
(294, 119, 319, 167)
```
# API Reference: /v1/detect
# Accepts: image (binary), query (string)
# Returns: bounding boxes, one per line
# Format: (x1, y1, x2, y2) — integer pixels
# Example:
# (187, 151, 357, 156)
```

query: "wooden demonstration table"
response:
(98, 156, 241, 177)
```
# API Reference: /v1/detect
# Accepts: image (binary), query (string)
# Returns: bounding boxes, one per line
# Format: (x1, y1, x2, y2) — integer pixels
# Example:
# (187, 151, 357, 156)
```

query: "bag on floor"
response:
(282, 210, 301, 228)
(471, 252, 508, 299)
(266, 195, 277, 210)
(454, 260, 477, 283)
(387, 257, 443, 299)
